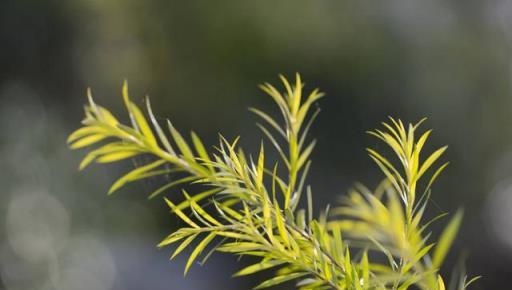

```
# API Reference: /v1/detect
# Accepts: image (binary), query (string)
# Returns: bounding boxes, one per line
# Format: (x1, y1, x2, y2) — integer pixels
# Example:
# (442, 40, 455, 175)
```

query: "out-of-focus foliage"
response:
(69, 75, 478, 289)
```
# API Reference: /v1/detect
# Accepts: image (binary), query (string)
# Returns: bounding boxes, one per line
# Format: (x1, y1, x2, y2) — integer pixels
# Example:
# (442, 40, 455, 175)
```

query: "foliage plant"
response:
(68, 75, 478, 290)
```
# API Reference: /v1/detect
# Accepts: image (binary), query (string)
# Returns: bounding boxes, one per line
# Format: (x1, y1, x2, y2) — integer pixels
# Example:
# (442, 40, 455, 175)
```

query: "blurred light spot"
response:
(485, 178, 512, 252)
(0, 243, 56, 290)
(385, 0, 455, 41)
(6, 189, 70, 263)
(486, 0, 512, 41)
(56, 234, 117, 290)
(0, 81, 48, 144)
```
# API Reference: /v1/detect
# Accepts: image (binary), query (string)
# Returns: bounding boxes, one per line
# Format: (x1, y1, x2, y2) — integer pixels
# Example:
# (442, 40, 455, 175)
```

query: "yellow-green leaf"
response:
(189, 197, 223, 227)
(432, 209, 463, 268)
(164, 198, 199, 228)
(274, 198, 290, 247)
(233, 260, 284, 277)
(70, 134, 107, 149)
(96, 151, 139, 163)
(418, 146, 448, 179)
(171, 233, 198, 259)
(191, 131, 212, 168)
(129, 102, 157, 147)
(184, 232, 216, 275)
(254, 272, 307, 289)
(168, 121, 194, 160)
(67, 126, 105, 143)
(437, 275, 446, 290)
(109, 160, 166, 194)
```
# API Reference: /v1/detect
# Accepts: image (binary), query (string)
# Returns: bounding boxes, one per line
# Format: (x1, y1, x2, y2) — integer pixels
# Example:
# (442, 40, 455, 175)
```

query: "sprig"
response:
(329, 119, 468, 290)
(68, 75, 477, 290)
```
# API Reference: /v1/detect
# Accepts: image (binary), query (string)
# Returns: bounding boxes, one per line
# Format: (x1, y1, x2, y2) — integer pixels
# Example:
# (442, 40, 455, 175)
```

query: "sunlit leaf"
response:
(254, 272, 308, 289)
(233, 260, 285, 277)
(184, 232, 216, 275)
(432, 210, 463, 268)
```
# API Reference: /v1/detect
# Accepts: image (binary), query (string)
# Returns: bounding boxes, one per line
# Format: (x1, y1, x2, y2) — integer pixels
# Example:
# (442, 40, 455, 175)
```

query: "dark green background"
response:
(1, 1, 511, 289)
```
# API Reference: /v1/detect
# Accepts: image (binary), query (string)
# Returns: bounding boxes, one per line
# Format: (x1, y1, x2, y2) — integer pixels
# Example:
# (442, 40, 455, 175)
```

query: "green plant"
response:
(68, 75, 478, 290)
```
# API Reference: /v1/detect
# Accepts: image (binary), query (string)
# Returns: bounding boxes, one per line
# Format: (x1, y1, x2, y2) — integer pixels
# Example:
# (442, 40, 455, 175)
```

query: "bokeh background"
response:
(1, 0, 512, 289)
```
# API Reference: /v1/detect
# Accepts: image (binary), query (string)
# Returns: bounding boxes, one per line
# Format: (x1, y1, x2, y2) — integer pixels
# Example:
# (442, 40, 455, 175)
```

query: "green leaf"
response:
(191, 131, 212, 168)
(98, 106, 119, 126)
(418, 146, 448, 179)
(256, 124, 290, 168)
(274, 197, 290, 247)
(254, 272, 307, 289)
(148, 176, 198, 199)
(402, 243, 435, 274)
(146, 98, 175, 154)
(109, 160, 166, 194)
(295, 89, 323, 130)
(184, 232, 216, 275)
(96, 151, 139, 163)
(164, 198, 199, 228)
(174, 188, 221, 212)
(78, 142, 140, 170)
(122, 80, 139, 131)
(188, 195, 223, 227)
(279, 74, 293, 100)
(298, 108, 320, 150)
(361, 251, 369, 286)
(171, 233, 198, 259)
(423, 162, 449, 195)
(250, 107, 286, 138)
(168, 121, 194, 160)
(465, 276, 482, 288)
(437, 275, 446, 290)
(432, 210, 463, 268)
(259, 83, 288, 116)
(217, 242, 263, 253)
(297, 140, 316, 170)
(70, 134, 107, 149)
(67, 126, 105, 143)
(291, 73, 302, 114)
(129, 103, 157, 147)
(233, 260, 285, 277)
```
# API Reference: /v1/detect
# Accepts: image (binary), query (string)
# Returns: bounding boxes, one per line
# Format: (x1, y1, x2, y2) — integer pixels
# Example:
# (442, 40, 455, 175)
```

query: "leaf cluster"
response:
(69, 75, 478, 290)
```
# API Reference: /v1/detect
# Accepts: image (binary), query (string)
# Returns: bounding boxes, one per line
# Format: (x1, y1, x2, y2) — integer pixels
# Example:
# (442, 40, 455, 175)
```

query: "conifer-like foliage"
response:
(68, 75, 478, 290)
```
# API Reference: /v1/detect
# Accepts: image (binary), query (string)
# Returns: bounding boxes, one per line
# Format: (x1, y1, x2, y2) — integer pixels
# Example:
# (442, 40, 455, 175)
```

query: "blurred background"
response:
(1, 0, 512, 289)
